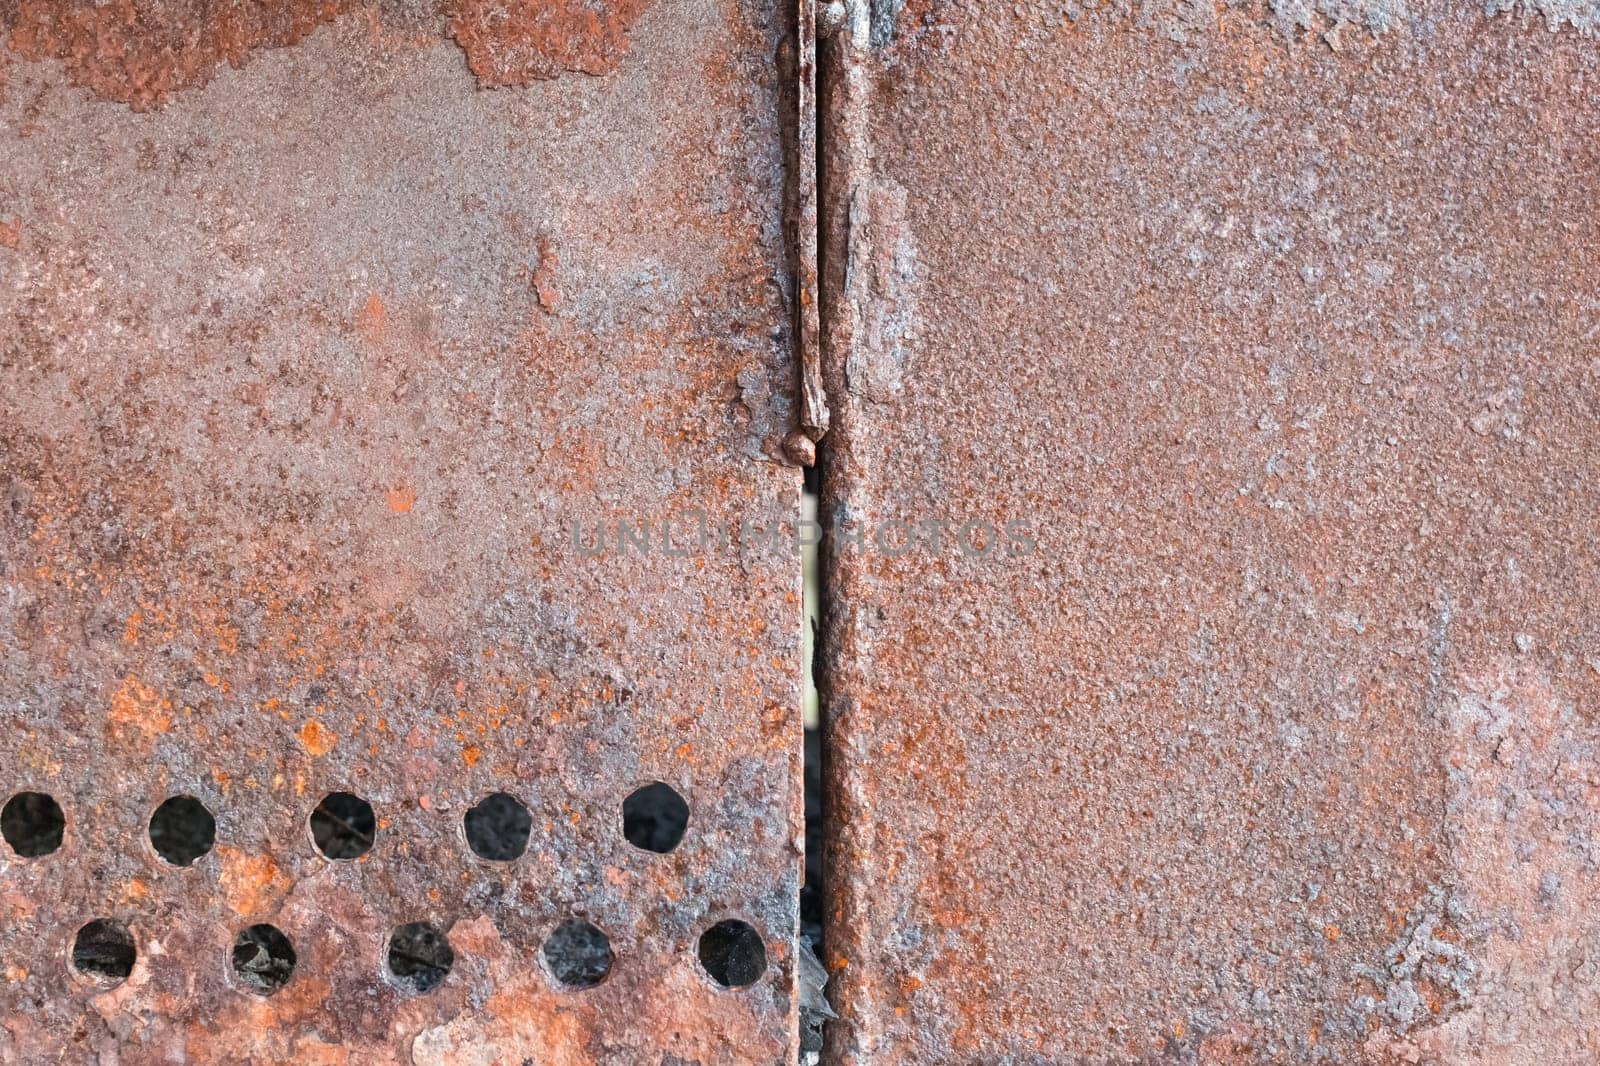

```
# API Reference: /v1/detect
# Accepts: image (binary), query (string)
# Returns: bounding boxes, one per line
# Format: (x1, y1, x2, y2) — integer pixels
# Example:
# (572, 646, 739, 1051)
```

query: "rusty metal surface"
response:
(0, 2, 803, 1062)
(0, 0, 659, 110)
(819, 3, 1600, 1062)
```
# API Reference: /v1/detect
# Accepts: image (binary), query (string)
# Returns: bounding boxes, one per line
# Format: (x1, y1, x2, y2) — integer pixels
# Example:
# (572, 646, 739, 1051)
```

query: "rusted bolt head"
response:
(783, 430, 817, 466)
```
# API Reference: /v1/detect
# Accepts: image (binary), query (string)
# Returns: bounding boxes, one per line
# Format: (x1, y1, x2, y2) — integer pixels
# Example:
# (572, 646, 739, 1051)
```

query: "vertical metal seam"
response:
(813, 2, 881, 1059)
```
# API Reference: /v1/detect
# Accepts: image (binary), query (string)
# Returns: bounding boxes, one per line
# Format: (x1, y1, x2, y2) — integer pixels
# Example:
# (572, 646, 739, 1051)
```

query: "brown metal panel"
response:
(820, 4, 1600, 1062)
(0, 2, 803, 1062)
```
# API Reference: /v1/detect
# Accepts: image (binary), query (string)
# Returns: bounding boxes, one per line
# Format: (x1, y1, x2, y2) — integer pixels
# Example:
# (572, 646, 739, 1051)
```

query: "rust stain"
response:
(298, 719, 338, 756)
(385, 482, 417, 513)
(5, 0, 346, 111)
(449, 0, 652, 85)
(107, 674, 172, 743)
(218, 849, 291, 916)
(1, 0, 659, 110)
(531, 233, 561, 313)
(0, 217, 20, 249)
(411, 919, 598, 1065)
(355, 292, 387, 345)
(286, 1038, 350, 1066)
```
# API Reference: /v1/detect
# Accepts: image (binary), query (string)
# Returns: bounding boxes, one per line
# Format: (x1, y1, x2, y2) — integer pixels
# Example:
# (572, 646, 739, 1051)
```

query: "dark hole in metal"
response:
(71, 919, 135, 985)
(232, 923, 296, 995)
(310, 791, 376, 860)
(148, 795, 216, 867)
(386, 921, 454, 994)
(1, 791, 64, 858)
(463, 792, 532, 861)
(698, 919, 766, 988)
(621, 781, 689, 854)
(541, 918, 612, 990)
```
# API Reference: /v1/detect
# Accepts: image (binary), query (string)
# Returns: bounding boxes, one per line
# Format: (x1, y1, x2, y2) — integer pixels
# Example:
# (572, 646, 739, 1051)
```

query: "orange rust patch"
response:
(107, 674, 172, 743)
(214, 622, 239, 654)
(356, 292, 387, 345)
(298, 719, 337, 756)
(217, 849, 291, 916)
(0, 217, 20, 249)
(385, 481, 417, 513)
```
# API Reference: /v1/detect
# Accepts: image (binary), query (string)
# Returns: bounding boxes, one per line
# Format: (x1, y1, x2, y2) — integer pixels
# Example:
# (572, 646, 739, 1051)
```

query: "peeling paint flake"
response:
(449, 0, 655, 85)
(0, 0, 659, 109)
(1369, 668, 1600, 1061)
(1484, 0, 1600, 34)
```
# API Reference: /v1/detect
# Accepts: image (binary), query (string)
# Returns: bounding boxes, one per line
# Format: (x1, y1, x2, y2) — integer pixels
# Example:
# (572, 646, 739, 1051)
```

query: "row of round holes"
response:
(67, 914, 769, 994)
(0, 782, 692, 865)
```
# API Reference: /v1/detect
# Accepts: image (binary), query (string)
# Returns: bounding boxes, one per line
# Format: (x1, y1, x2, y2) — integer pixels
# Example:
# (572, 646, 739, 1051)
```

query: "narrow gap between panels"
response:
(800, 456, 832, 1065)
(798, 13, 838, 1054)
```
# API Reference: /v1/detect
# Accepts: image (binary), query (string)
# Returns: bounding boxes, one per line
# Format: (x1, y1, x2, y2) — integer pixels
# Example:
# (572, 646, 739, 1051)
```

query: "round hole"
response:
(541, 919, 612, 990)
(621, 781, 689, 854)
(232, 923, 296, 995)
(148, 795, 216, 866)
(386, 921, 454, 994)
(310, 791, 376, 860)
(698, 919, 767, 988)
(463, 792, 531, 861)
(2, 791, 65, 857)
(71, 919, 135, 987)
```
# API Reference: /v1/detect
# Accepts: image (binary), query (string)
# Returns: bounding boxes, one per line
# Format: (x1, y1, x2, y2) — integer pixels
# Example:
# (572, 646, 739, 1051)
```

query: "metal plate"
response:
(820, 4, 1600, 1062)
(0, 2, 802, 1061)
